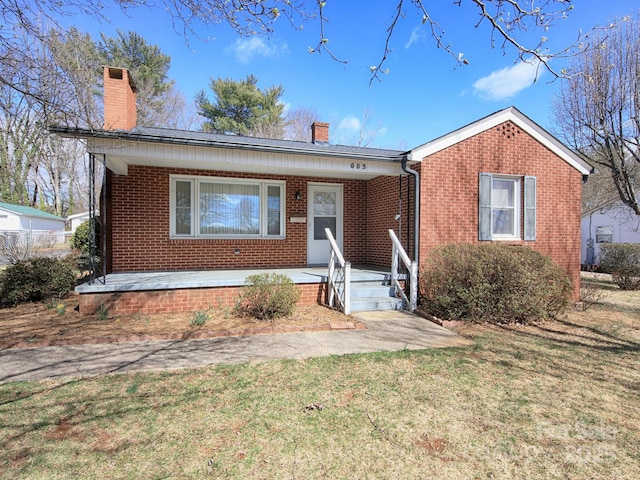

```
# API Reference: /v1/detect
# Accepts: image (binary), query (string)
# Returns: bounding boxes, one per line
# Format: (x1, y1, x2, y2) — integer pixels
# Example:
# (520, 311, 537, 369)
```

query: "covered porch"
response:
(75, 265, 401, 316)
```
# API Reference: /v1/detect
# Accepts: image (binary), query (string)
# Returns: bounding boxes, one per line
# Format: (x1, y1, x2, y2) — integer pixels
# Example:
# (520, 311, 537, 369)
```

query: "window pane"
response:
(492, 179, 515, 207)
(314, 217, 336, 240)
(199, 182, 259, 235)
(596, 226, 613, 243)
(493, 209, 514, 235)
(314, 192, 336, 216)
(175, 181, 192, 235)
(267, 185, 281, 236)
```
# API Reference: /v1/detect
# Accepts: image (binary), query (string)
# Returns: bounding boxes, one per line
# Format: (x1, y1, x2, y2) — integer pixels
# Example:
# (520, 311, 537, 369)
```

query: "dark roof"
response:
(50, 125, 407, 162)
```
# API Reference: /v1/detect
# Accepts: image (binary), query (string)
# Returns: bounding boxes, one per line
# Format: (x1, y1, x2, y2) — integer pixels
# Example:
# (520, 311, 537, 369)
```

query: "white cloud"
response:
(338, 116, 361, 132)
(228, 37, 288, 64)
(405, 26, 426, 49)
(472, 60, 543, 101)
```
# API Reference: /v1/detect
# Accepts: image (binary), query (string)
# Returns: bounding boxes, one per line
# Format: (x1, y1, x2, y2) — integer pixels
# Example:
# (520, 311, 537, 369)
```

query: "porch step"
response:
(350, 296, 404, 312)
(349, 280, 404, 312)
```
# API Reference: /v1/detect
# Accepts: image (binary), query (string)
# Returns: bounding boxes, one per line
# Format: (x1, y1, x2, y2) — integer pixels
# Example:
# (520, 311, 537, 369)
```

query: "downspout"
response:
(401, 155, 420, 266)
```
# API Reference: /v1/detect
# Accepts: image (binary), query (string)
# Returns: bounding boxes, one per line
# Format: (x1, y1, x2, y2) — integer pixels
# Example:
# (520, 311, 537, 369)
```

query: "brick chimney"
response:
(311, 122, 329, 145)
(103, 67, 137, 130)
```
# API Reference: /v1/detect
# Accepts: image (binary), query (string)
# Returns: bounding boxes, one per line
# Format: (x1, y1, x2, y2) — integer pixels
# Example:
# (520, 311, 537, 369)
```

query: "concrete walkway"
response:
(0, 311, 472, 384)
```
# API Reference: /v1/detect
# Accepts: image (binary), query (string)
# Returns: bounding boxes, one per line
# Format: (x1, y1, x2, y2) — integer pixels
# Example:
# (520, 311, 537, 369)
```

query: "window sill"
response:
(169, 236, 286, 241)
(490, 237, 522, 242)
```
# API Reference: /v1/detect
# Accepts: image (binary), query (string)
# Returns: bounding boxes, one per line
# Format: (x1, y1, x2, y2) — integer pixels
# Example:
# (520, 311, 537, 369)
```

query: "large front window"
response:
(171, 176, 285, 238)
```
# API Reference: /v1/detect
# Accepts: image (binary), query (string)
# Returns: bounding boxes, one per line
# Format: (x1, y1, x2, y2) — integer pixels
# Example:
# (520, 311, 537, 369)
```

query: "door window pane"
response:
(314, 217, 336, 240)
(314, 192, 336, 216)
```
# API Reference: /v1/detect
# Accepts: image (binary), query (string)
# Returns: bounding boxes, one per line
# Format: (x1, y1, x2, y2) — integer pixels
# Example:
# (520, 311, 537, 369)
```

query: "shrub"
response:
(0, 256, 77, 307)
(190, 310, 210, 327)
(419, 243, 571, 324)
(70, 220, 100, 255)
(598, 243, 640, 290)
(235, 273, 300, 320)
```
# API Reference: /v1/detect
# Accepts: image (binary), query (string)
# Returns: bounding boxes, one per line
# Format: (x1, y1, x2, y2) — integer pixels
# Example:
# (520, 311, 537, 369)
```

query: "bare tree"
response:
(0, 86, 45, 206)
(356, 108, 382, 148)
(2, 0, 581, 102)
(284, 107, 319, 142)
(553, 13, 640, 216)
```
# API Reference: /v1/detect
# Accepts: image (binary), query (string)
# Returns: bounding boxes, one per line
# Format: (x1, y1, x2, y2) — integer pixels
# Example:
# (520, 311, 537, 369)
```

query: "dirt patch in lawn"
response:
(0, 295, 358, 350)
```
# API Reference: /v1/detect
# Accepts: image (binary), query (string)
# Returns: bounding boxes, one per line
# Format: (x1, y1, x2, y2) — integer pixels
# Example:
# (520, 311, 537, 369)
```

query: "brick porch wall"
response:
(366, 175, 413, 267)
(78, 283, 325, 315)
(417, 120, 583, 299)
(106, 167, 371, 272)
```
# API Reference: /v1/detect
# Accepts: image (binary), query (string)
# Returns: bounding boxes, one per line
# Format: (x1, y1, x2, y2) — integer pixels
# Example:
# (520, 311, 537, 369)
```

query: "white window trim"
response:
(491, 175, 521, 241)
(170, 175, 286, 239)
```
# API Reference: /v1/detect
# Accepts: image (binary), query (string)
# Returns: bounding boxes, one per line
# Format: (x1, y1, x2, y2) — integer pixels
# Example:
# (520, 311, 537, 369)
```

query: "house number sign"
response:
(350, 163, 367, 170)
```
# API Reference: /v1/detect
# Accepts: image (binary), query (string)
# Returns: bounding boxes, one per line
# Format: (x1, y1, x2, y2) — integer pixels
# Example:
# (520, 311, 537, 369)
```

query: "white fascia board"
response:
(407, 107, 592, 175)
(107, 157, 129, 175)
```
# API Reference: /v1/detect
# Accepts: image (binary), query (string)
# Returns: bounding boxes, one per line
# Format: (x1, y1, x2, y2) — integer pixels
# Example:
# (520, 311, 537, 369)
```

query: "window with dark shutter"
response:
(479, 173, 536, 241)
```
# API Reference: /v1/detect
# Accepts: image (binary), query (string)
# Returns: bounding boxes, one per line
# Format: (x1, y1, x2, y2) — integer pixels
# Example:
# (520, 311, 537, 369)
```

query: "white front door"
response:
(307, 183, 343, 265)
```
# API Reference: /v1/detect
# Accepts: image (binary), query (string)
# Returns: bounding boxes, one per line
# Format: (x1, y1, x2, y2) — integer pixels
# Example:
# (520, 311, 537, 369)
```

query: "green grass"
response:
(1, 303, 639, 479)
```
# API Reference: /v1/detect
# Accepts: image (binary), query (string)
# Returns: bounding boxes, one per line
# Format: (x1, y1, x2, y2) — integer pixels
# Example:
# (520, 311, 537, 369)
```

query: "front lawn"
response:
(1, 279, 638, 479)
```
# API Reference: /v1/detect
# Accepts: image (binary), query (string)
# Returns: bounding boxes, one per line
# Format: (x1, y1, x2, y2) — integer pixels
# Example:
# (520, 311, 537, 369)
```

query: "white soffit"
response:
(88, 139, 403, 179)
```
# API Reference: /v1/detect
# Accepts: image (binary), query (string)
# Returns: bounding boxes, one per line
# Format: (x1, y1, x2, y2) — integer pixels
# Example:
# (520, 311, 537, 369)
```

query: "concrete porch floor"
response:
(76, 265, 392, 294)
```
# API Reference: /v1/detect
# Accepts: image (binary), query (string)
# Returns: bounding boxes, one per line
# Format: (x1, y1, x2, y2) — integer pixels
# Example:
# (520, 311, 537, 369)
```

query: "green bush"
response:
(598, 243, 640, 290)
(70, 220, 100, 255)
(419, 243, 571, 324)
(0, 257, 77, 307)
(235, 273, 301, 321)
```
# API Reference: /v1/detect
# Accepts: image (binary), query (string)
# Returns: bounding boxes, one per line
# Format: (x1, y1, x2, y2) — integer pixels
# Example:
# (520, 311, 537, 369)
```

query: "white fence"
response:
(0, 230, 65, 263)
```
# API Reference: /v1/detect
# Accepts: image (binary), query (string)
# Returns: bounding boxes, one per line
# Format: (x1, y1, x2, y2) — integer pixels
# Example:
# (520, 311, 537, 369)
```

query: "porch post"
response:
(344, 261, 351, 315)
(409, 260, 418, 313)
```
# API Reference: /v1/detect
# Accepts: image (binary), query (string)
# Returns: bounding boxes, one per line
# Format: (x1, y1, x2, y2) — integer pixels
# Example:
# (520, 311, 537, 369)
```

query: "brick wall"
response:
(366, 175, 413, 266)
(417, 120, 583, 299)
(106, 166, 372, 272)
(78, 283, 325, 315)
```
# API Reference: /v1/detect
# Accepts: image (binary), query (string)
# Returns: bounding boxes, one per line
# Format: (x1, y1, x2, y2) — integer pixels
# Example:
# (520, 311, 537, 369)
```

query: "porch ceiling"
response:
(89, 138, 406, 179)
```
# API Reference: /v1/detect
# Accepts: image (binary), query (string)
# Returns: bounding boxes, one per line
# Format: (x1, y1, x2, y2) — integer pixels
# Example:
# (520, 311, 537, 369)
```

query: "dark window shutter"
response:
(524, 176, 536, 241)
(479, 173, 492, 241)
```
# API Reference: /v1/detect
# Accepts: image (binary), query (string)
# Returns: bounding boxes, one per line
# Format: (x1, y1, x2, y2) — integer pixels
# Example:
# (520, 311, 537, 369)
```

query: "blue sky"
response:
(60, 1, 636, 150)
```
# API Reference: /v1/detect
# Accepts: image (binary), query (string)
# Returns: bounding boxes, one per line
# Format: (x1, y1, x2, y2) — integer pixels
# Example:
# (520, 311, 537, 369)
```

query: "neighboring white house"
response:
(0, 202, 66, 244)
(581, 199, 640, 265)
(66, 211, 97, 235)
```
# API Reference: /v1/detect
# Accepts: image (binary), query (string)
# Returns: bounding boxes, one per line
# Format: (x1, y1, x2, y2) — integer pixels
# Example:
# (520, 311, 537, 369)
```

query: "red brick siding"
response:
(78, 283, 325, 315)
(366, 175, 413, 267)
(417, 121, 583, 299)
(106, 166, 371, 272)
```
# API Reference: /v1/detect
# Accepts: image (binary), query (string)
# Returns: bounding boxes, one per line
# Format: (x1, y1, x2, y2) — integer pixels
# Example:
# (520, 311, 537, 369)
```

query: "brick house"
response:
(51, 67, 591, 315)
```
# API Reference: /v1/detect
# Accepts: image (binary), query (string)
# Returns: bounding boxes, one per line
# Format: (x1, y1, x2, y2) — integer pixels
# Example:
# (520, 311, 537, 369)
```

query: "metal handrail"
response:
(389, 229, 417, 312)
(325, 227, 351, 315)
